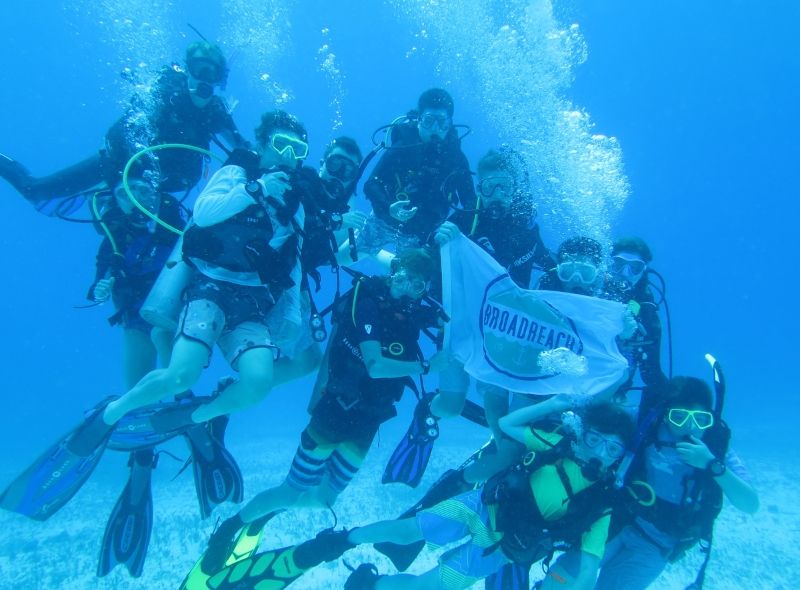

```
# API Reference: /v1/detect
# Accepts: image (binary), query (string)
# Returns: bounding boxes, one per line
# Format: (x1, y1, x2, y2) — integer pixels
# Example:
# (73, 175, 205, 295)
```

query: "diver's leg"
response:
(1, 151, 108, 204)
(25, 153, 109, 202)
(239, 482, 303, 522)
(309, 438, 369, 507)
(272, 343, 323, 387)
(594, 526, 668, 590)
(150, 325, 174, 366)
(239, 427, 335, 521)
(430, 358, 469, 419)
(462, 383, 524, 484)
(122, 327, 158, 389)
(349, 517, 424, 546)
(104, 335, 209, 423)
(192, 341, 274, 422)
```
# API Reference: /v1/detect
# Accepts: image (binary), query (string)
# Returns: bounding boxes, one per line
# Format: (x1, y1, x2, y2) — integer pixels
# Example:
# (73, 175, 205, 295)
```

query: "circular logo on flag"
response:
(479, 276, 584, 380)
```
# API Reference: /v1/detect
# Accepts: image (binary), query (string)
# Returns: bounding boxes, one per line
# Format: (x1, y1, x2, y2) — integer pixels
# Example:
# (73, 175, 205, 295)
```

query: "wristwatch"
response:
(707, 458, 726, 477)
(246, 180, 263, 198)
(420, 359, 431, 375)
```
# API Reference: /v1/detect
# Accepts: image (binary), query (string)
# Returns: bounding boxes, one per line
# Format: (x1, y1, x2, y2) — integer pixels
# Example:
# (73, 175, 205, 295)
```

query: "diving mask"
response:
(667, 408, 714, 430)
(557, 261, 599, 285)
(324, 154, 358, 183)
(610, 254, 646, 285)
(271, 133, 309, 160)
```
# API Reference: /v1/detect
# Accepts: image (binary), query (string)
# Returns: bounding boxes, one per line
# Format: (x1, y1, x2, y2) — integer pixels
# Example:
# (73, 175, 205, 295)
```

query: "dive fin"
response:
(108, 395, 211, 452)
(195, 527, 354, 590)
(381, 396, 439, 488)
(0, 399, 115, 520)
(97, 448, 156, 577)
(179, 511, 282, 590)
(184, 416, 243, 519)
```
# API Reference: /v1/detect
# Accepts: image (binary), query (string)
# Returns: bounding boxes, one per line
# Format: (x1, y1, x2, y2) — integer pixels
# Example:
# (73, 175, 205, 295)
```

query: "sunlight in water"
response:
(389, 0, 630, 246)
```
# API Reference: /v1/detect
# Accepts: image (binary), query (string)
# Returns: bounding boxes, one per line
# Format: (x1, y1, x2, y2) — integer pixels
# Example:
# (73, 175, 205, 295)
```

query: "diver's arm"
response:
(498, 394, 574, 443)
(192, 165, 255, 227)
(675, 439, 759, 514)
(217, 122, 251, 151)
(363, 150, 403, 218)
(360, 340, 433, 379)
(539, 551, 599, 590)
(637, 306, 669, 389)
(715, 467, 759, 514)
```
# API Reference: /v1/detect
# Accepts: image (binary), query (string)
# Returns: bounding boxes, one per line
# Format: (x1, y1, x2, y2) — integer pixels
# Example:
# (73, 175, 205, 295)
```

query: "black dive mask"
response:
(322, 176, 347, 203)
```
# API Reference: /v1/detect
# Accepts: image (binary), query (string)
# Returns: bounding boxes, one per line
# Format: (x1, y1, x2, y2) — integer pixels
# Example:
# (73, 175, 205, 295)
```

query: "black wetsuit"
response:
(363, 124, 476, 243)
(450, 207, 554, 288)
(604, 280, 668, 392)
(6, 67, 247, 210)
(88, 194, 185, 330)
(310, 277, 439, 445)
(291, 167, 351, 288)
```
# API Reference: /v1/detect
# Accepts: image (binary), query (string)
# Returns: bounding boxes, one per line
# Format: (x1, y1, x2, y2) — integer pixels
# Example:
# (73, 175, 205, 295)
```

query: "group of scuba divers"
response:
(0, 40, 759, 590)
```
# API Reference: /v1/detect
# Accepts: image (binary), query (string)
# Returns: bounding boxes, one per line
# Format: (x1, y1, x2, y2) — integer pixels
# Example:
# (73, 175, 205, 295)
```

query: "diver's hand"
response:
(675, 435, 715, 469)
(92, 277, 115, 302)
(257, 171, 291, 205)
(434, 221, 461, 245)
(390, 199, 418, 222)
(619, 308, 639, 340)
(342, 210, 368, 232)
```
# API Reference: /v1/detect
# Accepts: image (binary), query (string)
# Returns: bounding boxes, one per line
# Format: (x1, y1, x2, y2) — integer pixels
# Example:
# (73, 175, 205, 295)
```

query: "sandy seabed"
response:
(0, 431, 796, 590)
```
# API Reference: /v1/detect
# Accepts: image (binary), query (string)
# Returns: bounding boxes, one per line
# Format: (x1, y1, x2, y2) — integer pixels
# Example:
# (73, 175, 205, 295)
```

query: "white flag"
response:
(442, 235, 629, 396)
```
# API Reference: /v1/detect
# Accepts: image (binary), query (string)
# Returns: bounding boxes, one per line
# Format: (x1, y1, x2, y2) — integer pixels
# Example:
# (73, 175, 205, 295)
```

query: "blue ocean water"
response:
(0, 1, 796, 588)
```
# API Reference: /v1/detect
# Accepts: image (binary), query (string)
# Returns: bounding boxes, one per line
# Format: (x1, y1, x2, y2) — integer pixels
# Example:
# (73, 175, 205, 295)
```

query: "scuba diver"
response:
(87, 170, 186, 387)
(181, 249, 449, 586)
(387, 145, 561, 530)
(603, 237, 669, 393)
(195, 401, 634, 590)
(429, 146, 558, 476)
(0, 110, 309, 526)
(344, 402, 633, 590)
(537, 236, 606, 296)
(82, 169, 187, 578)
(450, 147, 555, 288)
(270, 136, 367, 385)
(595, 368, 758, 590)
(0, 41, 248, 215)
(358, 88, 476, 257)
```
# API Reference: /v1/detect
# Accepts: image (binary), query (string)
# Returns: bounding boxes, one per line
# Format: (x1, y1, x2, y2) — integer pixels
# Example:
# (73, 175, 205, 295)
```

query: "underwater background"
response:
(0, 1, 797, 588)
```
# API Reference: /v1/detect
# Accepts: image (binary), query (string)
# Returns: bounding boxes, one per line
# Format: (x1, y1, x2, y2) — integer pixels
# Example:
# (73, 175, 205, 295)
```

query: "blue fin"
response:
(0, 400, 114, 520)
(97, 448, 156, 578)
(108, 395, 211, 452)
(381, 396, 439, 488)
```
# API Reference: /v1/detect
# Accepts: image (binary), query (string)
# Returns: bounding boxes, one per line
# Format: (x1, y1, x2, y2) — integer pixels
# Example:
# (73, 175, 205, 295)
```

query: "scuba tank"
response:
(139, 235, 193, 331)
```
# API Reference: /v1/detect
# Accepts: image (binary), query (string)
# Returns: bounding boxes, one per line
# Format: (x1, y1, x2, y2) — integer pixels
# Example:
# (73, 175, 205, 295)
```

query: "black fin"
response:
(97, 448, 156, 577)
